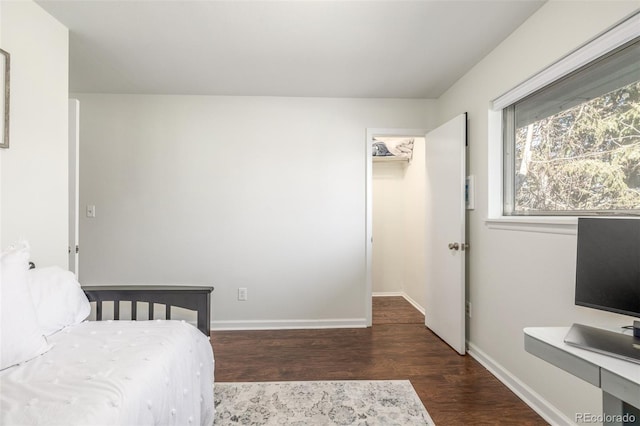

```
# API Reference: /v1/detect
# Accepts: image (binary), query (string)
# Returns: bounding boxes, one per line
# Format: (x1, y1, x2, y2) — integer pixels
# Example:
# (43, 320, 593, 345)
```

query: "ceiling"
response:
(36, 0, 545, 99)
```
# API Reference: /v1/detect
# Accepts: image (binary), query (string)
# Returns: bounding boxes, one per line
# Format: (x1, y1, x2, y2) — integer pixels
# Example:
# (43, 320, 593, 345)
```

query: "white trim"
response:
(365, 129, 373, 328)
(373, 291, 425, 315)
(492, 12, 640, 110)
(372, 291, 403, 297)
(467, 342, 575, 426)
(213, 291, 426, 331)
(68, 99, 80, 277)
(365, 127, 429, 328)
(211, 318, 367, 331)
(487, 109, 504, 219)
(401, 292, 426, 316)
(485, 216, 578, 235)
(372, 292, 426, 316)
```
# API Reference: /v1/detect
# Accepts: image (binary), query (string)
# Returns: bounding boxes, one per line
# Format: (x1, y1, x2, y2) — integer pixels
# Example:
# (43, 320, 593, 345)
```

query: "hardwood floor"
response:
(211, 296, 547, 425)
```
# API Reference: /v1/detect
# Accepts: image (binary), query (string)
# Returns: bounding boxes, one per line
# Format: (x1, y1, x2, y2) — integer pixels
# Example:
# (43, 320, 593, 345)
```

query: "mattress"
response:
(0, 320, 214, 426)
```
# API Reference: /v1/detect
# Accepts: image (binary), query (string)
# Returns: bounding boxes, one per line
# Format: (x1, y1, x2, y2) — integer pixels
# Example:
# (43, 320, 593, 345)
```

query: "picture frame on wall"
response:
(1, 48, 9, 149)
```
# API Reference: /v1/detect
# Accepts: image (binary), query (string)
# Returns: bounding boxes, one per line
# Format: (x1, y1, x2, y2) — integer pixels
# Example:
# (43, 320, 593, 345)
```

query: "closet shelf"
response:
(373, 156, 410, 163)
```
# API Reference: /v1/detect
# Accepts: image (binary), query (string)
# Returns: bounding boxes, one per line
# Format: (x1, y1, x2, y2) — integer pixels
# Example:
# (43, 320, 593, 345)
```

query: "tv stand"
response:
(525, 327, 639, 426)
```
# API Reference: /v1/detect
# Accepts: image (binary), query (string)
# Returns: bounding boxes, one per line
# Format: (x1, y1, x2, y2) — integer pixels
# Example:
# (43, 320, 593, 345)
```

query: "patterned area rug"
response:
(213, 380, 435, 425)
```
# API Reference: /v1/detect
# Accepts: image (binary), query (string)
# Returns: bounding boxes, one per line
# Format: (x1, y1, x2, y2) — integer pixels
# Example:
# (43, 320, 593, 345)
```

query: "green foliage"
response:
(514, 81, 640, 212)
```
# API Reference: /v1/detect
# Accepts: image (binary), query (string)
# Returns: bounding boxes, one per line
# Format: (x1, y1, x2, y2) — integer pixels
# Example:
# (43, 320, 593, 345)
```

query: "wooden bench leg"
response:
(196, 293, 211, 337)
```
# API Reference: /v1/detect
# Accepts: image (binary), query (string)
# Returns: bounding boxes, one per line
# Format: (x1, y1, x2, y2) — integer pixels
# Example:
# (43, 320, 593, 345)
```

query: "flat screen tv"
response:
(575, 218, 640, 319)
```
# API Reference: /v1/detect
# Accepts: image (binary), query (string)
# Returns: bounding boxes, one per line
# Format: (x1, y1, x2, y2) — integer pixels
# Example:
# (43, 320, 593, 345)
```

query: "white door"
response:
(424, 113, 467, 355)
(68, 99, 80, 276)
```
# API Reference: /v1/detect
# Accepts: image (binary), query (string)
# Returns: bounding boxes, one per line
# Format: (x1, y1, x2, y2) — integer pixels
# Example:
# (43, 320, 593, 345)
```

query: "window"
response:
(502, 37, 640, 216)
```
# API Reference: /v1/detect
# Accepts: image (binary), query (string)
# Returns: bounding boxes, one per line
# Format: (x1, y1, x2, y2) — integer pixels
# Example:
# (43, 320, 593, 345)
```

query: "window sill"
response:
(485, 216, 578, 235)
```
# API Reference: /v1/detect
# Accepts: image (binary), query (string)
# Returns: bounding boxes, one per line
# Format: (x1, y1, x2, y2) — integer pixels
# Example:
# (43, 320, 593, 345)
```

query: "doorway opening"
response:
(365, 128, 428, 327)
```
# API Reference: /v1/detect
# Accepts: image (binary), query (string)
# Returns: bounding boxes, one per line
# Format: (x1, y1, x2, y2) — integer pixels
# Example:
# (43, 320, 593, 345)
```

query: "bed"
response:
(0, 242, 215, 426)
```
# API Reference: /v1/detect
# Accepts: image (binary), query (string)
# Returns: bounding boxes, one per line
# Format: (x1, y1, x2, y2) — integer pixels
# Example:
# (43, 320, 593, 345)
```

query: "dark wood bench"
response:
(82, 285, 214, 336)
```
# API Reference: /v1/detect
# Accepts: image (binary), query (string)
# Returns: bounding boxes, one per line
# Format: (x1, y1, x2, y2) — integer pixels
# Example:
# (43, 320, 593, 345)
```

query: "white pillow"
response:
(0, 241, 51, 370)
(28, 266, 90, 336)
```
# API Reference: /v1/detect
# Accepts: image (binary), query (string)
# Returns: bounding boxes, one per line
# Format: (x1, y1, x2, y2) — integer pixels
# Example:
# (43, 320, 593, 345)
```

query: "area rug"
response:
(213, 380, 435, 425)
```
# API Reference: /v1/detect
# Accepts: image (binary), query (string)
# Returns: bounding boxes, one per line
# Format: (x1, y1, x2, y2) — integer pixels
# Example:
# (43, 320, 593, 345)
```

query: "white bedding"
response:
(0, 320, 214, 426)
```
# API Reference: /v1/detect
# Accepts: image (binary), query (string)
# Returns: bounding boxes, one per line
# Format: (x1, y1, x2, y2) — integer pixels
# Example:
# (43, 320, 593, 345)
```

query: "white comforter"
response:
(0, 320, 214, 426)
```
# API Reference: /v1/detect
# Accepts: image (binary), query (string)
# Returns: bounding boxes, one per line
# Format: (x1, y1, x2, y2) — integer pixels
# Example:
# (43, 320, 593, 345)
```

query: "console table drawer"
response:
(525, 334, 600, 386)
(601, 370, 640, 408)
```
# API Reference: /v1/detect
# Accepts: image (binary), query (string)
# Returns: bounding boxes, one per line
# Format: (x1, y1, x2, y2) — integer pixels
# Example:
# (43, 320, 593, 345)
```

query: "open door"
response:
(424, 113, 467, 355)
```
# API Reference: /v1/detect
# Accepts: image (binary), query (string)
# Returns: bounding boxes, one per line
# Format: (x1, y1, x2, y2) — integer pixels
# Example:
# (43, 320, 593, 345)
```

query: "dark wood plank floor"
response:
(373, 295, 425, 325)
(211, 296, 547, 425)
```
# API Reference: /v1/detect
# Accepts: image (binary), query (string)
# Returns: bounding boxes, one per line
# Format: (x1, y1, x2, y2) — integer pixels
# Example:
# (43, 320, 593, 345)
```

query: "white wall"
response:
(0, 1, 68, 267)
(74, 94, 436, 327)
(371, 137, 427, 310)
(401, 137, 427, 308)
(435, 1, 639, 423)
(372, 161, 406, 293)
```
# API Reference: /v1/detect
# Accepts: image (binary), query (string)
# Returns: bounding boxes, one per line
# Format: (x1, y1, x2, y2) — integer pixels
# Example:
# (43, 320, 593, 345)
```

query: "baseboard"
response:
(467, 342, 573, 426)
(400, 292, 425, 316)
(373, 291, 426, 316)
(211, 292, 425, 331)
(372, 291, 403, 297)
(211, 318, 368, 331)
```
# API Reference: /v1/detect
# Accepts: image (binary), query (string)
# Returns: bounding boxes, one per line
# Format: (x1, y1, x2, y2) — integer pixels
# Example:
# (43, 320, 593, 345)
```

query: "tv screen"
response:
(575, 218, 640, 319)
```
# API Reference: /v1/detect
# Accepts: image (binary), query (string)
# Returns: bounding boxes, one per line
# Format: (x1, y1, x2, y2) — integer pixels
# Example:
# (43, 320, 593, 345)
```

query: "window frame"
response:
(487, 12, 640, 233)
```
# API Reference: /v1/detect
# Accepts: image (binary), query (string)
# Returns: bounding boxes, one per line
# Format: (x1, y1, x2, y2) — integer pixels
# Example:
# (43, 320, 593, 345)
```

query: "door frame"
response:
(364, 127, 429, 327)
(69, 99, 80, 276)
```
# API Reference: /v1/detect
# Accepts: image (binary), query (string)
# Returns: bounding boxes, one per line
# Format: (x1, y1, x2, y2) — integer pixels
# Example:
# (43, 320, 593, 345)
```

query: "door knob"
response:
(448, 242, 460, 251)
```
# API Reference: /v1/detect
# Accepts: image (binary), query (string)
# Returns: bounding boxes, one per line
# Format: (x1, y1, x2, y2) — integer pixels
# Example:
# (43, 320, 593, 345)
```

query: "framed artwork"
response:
(0, 48, 9, 149)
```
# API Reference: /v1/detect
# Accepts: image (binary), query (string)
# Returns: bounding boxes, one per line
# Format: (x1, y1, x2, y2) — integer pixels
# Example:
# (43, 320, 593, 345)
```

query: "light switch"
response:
(86, 205, 96, 218)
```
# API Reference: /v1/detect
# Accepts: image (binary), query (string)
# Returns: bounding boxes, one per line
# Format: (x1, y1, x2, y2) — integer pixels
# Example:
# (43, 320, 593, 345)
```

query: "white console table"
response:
(524, 327, 640, 426)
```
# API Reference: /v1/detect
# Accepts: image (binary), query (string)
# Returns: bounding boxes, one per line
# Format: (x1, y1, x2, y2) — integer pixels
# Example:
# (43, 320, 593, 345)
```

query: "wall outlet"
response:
(238, 287, 248, 301)
(465, 301, 472, 318)
(86, 204, 96, 218)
